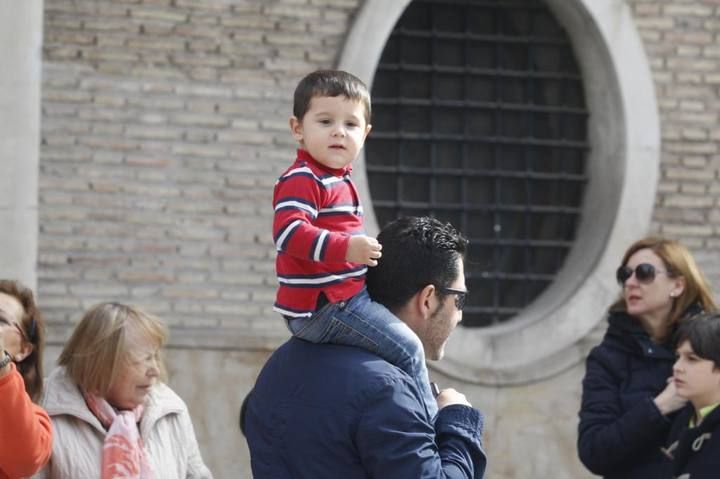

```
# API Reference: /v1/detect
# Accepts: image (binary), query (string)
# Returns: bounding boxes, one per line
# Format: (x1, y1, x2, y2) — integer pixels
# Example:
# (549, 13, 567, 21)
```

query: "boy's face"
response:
(673, 340, 720, 409)
(289, 95, 371, 170)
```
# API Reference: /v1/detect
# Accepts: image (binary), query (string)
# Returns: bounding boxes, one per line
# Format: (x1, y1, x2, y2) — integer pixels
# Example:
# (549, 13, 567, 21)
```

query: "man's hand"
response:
(437, 388, 472, 410)
(346, 235, 382, 266)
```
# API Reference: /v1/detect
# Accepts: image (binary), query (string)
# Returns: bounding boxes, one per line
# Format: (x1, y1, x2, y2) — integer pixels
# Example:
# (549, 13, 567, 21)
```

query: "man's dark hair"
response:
(675, 313, 720, 369)
(367, 216, 467, 311)
(293, 69, 371, 123)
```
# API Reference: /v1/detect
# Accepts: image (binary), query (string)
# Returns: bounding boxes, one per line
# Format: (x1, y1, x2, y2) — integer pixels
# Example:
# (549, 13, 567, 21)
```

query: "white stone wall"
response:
(0, 0, 42, 288)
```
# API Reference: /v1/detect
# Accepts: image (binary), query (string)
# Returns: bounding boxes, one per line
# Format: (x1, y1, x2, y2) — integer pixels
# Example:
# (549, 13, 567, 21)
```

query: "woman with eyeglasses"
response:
(0, 280, 52, 479)
(577, 237, 716, 479)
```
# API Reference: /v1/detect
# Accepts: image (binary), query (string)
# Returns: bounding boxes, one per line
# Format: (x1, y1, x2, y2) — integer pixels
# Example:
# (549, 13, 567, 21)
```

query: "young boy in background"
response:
(662, 313, 720, 477)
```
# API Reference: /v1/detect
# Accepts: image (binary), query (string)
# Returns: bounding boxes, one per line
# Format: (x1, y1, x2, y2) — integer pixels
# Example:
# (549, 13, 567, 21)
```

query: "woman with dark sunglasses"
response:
(0, 279, 52, 479)
(577, 237, 716, 479)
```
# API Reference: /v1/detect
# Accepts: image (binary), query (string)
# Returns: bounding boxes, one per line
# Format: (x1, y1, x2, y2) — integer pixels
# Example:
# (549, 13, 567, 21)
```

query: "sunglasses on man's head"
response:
(438, 287, 469, 311)
(616, 263, 668, 286)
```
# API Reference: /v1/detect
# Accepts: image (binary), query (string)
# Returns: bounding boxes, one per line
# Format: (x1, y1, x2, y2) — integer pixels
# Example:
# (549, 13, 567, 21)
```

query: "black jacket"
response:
(578, 310, 677, 478)
(663, 404, 720, 478)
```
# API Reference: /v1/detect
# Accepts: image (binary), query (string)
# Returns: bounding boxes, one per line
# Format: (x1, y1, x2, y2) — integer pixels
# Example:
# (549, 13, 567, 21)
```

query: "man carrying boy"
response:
(272, 70, 437, 416)
(244, 216, 486, 478)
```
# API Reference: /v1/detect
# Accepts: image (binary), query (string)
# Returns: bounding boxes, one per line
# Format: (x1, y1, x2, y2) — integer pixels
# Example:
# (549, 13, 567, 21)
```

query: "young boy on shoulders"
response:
(272, 69, 440, 417)
(662, 313, 720, 478)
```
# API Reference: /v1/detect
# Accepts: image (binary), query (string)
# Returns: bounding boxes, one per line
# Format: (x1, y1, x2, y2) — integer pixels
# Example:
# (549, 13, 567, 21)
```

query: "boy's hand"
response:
(346, 235, 382, 266)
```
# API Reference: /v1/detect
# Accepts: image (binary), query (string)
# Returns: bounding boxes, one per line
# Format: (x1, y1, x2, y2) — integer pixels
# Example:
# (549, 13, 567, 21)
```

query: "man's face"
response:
(423, 257, 465, 361)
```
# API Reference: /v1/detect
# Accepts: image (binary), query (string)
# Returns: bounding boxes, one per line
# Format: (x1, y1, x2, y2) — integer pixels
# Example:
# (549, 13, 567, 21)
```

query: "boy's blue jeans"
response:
(285, 287, 438, 419)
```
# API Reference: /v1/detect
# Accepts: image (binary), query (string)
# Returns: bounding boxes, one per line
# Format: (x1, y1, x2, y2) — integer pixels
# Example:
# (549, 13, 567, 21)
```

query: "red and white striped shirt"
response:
(273, 149, 366, 318)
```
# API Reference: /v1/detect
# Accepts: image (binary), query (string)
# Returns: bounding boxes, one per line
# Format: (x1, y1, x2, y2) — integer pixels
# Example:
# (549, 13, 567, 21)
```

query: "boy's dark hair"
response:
(367, 216, 467, 312)
(675, 313, 720, 369)
(293, 69, 371, 123)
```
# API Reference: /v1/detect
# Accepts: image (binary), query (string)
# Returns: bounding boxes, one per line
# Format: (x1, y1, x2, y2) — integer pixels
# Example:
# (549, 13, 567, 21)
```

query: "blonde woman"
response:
(578, 238, 716, 478)
(35, 303, 212, 479)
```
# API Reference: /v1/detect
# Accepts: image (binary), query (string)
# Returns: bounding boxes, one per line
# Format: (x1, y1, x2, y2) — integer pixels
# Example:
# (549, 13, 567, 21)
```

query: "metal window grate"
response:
(365, 0, 590, 327)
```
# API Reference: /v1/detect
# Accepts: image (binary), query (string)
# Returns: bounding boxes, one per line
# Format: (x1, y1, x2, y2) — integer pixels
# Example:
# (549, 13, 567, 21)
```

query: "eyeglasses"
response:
(438, 287, 469, 311)
(0, 317, 28, 340)
(616, 263, 669, 286)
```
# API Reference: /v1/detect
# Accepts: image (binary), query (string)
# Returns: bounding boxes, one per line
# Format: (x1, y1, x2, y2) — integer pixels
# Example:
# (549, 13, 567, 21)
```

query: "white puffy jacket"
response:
(33, 367, 213, 479)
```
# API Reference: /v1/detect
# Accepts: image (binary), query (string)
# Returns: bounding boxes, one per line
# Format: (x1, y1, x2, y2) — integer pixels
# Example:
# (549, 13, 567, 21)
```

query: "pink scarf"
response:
(83, 391, 155, 479)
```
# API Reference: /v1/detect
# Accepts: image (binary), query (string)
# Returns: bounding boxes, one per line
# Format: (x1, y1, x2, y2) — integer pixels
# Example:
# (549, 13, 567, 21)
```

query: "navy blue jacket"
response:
(662, 404, 720, 478)
(244, 338, 486, 478)
(578, 311, 677, 478)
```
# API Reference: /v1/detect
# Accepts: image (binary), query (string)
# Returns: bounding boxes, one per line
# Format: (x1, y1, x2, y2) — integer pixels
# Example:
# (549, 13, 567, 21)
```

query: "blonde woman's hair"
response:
(58, 302, 168, 396)
(611, 237, 717, 326)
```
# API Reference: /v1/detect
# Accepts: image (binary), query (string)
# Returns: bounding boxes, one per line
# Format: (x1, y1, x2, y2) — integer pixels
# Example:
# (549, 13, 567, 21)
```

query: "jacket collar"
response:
(42, 366, 185, 436)
(606, 311, 675, 359)
(605, 302, 705, 359)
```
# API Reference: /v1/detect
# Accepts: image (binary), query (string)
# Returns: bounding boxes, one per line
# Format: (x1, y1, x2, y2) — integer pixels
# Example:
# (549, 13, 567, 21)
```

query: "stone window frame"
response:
(339, 0, 660, 384)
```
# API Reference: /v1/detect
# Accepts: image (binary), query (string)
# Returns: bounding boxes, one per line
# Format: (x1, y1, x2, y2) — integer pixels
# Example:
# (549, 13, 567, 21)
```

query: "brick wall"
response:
(39, 0, 720, 340)
(628, 0, 720, 291)
(40, 0, 362, 343)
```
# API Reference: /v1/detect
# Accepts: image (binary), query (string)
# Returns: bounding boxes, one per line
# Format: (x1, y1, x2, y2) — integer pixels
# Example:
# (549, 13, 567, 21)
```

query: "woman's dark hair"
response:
(367, 216, 467, 311)
(0, 280, 45, 401)
(675, 313, 720, 369)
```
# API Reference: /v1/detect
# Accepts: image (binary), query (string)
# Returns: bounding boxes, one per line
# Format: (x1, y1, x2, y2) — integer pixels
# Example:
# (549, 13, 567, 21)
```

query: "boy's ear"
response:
(363, 123, 372, 140)
(289, 116, 304, 142)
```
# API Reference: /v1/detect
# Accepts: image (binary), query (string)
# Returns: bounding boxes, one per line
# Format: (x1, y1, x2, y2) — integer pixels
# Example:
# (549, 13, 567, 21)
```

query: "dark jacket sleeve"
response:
(577, 349, 671, 475)
(355, 376, 486, 479)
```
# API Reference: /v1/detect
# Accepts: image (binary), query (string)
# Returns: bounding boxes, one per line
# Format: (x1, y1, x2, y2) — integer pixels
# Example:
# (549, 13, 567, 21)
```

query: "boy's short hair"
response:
(675, 313, 720, 369)
(58, 302, 168, 396)
(293, 70, 371, 124)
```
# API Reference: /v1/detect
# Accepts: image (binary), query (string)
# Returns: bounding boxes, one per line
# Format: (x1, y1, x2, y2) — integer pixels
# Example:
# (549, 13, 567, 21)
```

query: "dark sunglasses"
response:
(616, 263, 668, 286)
(438, 287, 469, 311)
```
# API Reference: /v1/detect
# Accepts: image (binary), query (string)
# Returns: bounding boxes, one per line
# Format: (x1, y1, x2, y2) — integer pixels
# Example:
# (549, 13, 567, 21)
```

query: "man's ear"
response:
(402, 284, 436, 334)
(417, 284, 436, 320)
(289, 116, 304, 142)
